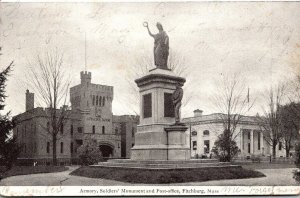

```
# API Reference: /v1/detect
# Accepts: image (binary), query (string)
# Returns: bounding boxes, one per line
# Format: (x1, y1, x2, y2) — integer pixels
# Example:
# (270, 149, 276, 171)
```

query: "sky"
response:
(0, 2, 300, 118)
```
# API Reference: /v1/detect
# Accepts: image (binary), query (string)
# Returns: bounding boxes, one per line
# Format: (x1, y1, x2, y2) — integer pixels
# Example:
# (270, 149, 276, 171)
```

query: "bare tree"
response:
(27, 50, 71, 165)
(211, 73, 254, 161)
(279, 102, 300, 158)
(256, 83, 286, 159)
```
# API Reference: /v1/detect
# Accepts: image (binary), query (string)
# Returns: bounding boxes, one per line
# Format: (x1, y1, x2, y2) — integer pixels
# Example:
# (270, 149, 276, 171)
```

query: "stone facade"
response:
(113, 115, 139, 158)
(183, 110, 288, 159)
(13, 71, 138, 165)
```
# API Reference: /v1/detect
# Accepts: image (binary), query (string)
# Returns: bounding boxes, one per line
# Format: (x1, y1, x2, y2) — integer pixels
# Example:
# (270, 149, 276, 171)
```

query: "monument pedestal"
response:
(131, 68, 190, 160)
(165, 125, 190, 160)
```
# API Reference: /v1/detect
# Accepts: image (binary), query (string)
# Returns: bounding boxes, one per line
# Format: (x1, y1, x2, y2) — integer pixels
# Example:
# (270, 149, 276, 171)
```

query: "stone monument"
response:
(96, 21, 230, 169)
(130, 22, 190, 160)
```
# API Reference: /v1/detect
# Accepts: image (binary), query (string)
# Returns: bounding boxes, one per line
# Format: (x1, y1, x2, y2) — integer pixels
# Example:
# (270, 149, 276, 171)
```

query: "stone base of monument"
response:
(94, 159, 240, 170)
(131, 124, 190, 160)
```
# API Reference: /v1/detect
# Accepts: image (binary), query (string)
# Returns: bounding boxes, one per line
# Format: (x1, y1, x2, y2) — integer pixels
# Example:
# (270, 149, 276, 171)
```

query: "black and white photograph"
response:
(0, 0, 300, 196)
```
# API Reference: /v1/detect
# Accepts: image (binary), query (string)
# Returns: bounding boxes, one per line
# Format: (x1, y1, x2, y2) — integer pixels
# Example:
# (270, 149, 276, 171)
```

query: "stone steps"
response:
(106, 159, 218, 164)
(94, 161, 237, 170)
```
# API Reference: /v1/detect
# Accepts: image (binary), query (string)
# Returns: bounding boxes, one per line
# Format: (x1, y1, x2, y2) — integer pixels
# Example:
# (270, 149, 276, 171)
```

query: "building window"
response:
(248, 131, 251, 139)
(92, 95, 95, 106)
(78, 127, 83, 133)
(279, 142, 282, 151)
(258, 132, 261, 150)
(102, 126, 105, 134)
(47, 142, 50, 154)
(191, 131, 197, 136)
(70, 142, 73, 154)
(204, 140, 210, 153)
(203, 130, 209, 136)
(132, 127, 135, 137)
(115, 128, 118, 134)
(96, 96, 99, 106)
(47, 122, 50, 131)
(71, 125, 73, 136)
(248, 142, 250, 153)
(103, 97, 105, 106)
(92, 125, 95, 134)
(192, 141, 197, 150)
(60, 124, 64, 134)
(60, 142, 64, 153)
(99, 96, 102, 106)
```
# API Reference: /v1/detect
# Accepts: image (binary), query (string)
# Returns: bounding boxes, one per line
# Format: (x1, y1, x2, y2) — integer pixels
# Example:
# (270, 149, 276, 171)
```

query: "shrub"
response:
(77, 140, 103, 166)
(0, 137, 21, 170)
(212, 130, 240, 162)
(251, 155, 261, 163)
(293, 143, 300, 183)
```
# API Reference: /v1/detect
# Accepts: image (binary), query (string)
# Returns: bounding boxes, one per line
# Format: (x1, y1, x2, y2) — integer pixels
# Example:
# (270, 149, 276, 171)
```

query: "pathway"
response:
(0, 166, 298, 186)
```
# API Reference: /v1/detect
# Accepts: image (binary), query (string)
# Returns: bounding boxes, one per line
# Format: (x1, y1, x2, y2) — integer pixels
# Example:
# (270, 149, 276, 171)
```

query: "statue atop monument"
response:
(143, 22, 169, 70)
(172, 83, 183, 125)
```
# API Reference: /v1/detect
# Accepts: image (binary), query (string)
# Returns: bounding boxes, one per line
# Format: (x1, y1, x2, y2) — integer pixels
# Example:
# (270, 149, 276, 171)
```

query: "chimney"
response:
(193, 109, 203, 117)
(25, 89, 34, 111)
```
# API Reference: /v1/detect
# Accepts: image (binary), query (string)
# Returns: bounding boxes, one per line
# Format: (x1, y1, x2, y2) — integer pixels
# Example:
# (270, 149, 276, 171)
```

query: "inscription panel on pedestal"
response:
(143, 93, 152, 118)
(164, 93, 175, 117)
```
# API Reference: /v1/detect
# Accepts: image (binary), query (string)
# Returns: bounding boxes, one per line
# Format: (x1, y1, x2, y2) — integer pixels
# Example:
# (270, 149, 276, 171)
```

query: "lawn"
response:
(236, 162, 296, 170)
(70, 166, 265, 184)
(0, 166, 68, 179)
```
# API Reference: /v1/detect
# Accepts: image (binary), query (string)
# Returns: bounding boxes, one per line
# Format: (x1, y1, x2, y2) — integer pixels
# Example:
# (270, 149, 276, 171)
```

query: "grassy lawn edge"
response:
(70, 165, 265, 184)
(0, 166, 68, 179)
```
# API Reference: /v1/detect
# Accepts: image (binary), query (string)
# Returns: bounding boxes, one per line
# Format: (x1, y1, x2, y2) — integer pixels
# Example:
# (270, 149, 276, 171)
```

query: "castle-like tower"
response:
(70, 71, 119, 158)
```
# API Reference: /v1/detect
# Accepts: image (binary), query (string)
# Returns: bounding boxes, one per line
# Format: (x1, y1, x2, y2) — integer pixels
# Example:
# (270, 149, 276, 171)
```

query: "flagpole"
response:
(85, 32, 87, 72)
(247, 87, 250, 111)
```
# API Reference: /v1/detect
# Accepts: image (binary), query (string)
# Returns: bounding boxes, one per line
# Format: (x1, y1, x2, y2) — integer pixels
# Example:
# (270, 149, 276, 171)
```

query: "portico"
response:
(240, 129, 266, 156)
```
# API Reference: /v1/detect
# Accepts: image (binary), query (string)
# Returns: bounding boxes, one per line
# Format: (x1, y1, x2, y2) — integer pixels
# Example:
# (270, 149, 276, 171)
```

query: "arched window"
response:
(191, 131, 197, 136)
(203, 130, 210, 136)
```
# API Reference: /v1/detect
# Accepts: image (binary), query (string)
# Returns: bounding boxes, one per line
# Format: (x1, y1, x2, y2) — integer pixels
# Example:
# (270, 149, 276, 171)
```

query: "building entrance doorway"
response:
(99, 144, 113, 158)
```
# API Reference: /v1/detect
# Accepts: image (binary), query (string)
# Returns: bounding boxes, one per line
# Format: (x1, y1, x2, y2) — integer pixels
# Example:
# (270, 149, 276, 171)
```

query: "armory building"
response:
(13, 71, 138, 165)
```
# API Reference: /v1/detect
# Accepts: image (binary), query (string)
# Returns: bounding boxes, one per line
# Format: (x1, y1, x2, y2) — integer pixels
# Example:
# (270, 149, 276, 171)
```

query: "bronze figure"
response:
(143, 22, 169, 70)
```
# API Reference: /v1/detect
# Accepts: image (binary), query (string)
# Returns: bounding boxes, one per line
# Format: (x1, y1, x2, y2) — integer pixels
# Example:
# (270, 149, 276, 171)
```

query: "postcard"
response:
(0, 1, 299, 196)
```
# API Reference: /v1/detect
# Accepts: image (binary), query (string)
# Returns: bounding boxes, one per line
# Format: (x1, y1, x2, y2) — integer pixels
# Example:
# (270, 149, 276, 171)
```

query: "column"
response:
(250, 130, 254, 154)
(260, 132, 264, 156)
(240, 130, 243, 154)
